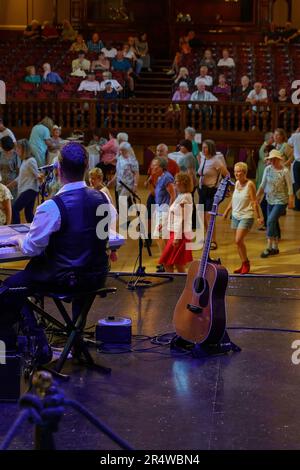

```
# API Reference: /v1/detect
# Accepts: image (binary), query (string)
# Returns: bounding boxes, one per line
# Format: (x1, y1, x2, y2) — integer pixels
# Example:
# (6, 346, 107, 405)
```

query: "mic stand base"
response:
(110, 269, 174, 291)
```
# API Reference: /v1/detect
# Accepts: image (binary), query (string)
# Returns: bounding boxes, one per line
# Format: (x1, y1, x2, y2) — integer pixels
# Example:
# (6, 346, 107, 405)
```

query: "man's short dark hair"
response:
(1, 135, 14, 151)
(59, 143, 88, 181)
(179, 139, 193, 153)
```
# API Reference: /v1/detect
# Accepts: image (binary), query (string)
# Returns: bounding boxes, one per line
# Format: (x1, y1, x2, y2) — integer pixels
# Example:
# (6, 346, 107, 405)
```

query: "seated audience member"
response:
(234, 75, 252, 101)
(24, 66, 41, 84)
(172, 82, 191, 101)
(71, 51, 91, 77)
(174, 67, 193, 91)
(89, 167, 112, 201)
(87, 32, 104, 53)
(0, 174, 12, 225)
(213, 74, 231, 100)
(99, 71, 123, 93)
(276, 87, 290, 103)
(190, 81, 218, 105)
(111, 51, 134, 94)
(123, 42, 143, 76)
(101, 42, 118, 59)
(42, 63, 64, 84)
(281, 22, 298, 43)
(246, 82, 268, 111)
(127, 36, 142, 72)
(42, 21, 59, 40)
(91, 52, 110, 72)
(69, 34, 88, 53)
(264, 22, 281, 45)
(200, 49, 216, 73)
(12, 139, 43, 224)
(3, 143, 114, 366)
(24, 20, 41, 40)
(0, 136, 20, 199)
(102, 81, 119, 100)
(135, 33, 151, 71)
(194, 66, 213, 87)
(0, 118, 16, 144)
(217, 49, 235, 68)
(61, 19, 77, 42)
(78, 71, 100, 94)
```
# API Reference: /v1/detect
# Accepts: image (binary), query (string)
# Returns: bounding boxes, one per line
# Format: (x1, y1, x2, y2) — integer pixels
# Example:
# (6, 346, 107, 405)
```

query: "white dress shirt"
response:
(21, 181, 116, 256)
(217, 57, 235, 67)
(101, 48, 117, 58)
(78, 80, 101, 92)
(194, 75, 213, 87)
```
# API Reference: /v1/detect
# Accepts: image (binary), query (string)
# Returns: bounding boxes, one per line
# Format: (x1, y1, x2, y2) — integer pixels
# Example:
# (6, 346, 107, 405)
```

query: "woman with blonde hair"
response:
(89, 167, 112, 201)
(223, 162, 261, 274)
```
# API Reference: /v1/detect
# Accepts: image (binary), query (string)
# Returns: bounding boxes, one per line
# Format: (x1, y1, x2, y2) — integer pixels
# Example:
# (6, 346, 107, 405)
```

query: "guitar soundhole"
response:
(187, 304, 203, 314)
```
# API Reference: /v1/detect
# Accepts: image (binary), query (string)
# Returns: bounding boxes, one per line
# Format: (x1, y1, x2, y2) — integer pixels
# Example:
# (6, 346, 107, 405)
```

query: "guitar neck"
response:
(199, 203, 218, 278)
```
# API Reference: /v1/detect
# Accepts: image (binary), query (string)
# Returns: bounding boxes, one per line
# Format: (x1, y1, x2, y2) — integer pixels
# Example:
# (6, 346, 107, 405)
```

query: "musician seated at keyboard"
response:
(1, 143, 116, 365)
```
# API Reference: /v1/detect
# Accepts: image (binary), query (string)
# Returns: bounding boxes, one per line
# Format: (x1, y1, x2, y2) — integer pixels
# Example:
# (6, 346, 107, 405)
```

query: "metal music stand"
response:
(111, 180, 173, 290)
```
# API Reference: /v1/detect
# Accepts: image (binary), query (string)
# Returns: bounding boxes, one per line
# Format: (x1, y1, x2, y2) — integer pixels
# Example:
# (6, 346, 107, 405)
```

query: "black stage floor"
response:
(0, 273, 300, 451)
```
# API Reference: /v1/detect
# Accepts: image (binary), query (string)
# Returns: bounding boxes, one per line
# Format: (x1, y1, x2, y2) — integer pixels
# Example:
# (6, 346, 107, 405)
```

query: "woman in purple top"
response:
(213, 74, 231, 100)
(172, 82, 191, 101)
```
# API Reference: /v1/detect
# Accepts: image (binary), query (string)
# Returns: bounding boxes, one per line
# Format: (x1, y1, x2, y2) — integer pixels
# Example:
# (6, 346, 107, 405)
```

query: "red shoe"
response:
(234, 265, 243, 274)
(241, 260, 250, 274)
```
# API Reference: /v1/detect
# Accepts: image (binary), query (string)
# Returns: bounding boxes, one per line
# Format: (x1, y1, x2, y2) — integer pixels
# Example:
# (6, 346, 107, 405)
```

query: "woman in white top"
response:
(159, 172, 193, 273)
(12, 139, 43, 224)
(223, 163, 261, 274)
(198, 139, 229, 250)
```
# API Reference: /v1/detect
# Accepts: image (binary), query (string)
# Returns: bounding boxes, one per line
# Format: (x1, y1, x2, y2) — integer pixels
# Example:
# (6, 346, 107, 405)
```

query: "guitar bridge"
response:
(187, 304, 203, 314)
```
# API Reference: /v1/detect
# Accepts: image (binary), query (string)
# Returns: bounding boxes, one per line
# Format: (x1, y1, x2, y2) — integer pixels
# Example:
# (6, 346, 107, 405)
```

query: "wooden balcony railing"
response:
(0, 100, 299, 145)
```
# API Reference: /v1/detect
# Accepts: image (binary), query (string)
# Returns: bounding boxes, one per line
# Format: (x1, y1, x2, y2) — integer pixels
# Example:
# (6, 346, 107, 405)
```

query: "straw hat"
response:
(266, 149, 283, 160)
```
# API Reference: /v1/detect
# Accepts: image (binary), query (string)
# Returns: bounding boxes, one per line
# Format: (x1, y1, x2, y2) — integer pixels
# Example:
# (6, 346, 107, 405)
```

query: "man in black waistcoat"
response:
(1, 143, 113, 364)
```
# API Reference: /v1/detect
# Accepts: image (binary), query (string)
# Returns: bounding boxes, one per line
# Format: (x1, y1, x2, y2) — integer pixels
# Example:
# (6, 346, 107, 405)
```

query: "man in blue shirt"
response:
(112, 50, 134, 96)
(42, 63, 64, 84)
(87, 32, 104, 53)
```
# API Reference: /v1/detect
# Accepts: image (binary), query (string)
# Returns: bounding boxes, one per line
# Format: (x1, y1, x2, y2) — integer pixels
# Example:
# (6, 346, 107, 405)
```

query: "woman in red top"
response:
(96, 130, 119, 184)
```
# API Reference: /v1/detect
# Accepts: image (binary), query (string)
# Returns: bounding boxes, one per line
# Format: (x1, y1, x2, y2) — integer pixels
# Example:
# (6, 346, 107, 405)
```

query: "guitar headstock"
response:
(213, 176, 234, 206)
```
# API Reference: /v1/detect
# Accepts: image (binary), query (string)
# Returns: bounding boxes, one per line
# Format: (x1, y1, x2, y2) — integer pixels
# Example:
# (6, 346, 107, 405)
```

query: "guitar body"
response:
(173, 260, 228, 344)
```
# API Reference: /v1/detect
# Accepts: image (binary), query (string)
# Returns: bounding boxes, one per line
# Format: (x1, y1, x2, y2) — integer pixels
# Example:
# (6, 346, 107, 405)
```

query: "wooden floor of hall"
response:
(1, 183, 299, 275)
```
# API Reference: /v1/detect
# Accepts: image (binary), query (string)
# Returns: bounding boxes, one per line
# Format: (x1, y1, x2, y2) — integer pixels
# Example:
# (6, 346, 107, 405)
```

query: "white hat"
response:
(266, 149, 283, 160)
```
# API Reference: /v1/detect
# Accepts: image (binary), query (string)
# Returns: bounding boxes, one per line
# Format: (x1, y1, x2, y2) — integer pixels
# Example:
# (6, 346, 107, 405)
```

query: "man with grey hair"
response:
(156, 143, 179, 177)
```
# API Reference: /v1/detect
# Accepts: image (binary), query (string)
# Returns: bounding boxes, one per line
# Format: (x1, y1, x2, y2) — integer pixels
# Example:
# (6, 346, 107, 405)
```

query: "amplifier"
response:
(0, 333, 26, 402)
(96, 316, 132, 344)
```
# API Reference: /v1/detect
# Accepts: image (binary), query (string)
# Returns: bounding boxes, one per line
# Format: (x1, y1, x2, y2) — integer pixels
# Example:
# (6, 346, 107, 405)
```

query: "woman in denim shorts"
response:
(223, 162, 262, 274)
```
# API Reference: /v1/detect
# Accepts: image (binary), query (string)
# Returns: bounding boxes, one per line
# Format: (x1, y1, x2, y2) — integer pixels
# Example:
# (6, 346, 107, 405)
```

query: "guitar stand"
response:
(170, 331, 241, 358)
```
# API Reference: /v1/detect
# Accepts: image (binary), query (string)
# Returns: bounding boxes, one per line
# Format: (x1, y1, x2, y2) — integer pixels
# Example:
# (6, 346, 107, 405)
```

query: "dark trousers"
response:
(293, 161, 300, 211)
(12, 189, 38, 224)
(3, 267, 106, 331)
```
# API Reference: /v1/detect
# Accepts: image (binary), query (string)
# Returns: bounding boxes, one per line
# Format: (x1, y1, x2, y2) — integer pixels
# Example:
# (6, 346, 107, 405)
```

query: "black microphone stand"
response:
(112, 180, 173, 290)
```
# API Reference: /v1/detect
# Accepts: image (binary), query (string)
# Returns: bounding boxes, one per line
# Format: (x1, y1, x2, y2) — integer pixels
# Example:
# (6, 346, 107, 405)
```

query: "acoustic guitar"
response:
(173, 176, 233, 345)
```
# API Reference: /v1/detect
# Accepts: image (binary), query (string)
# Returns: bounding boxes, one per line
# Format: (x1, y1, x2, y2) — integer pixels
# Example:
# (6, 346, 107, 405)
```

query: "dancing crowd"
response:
(0, 116, 299, 276)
